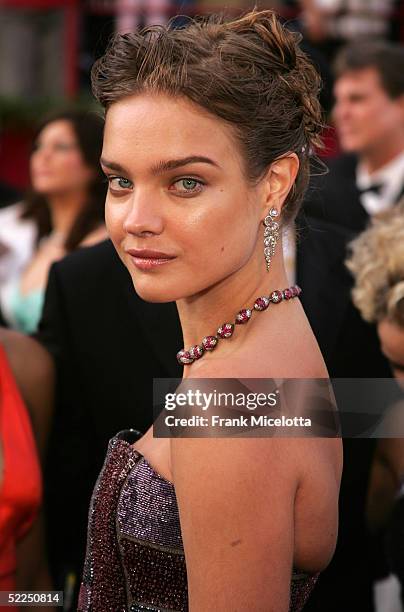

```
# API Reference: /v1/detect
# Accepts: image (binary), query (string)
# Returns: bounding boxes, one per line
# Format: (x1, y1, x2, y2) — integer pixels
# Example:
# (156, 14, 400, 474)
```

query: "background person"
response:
(116, 0, 173, 34)
(346, 201, 404, 610)
(0, 327, 54, 610)
(0, 110, 108, 334)
(293, 40, 404, 381)
(298, 0, 396, 61)
(296, 38, 404, 612)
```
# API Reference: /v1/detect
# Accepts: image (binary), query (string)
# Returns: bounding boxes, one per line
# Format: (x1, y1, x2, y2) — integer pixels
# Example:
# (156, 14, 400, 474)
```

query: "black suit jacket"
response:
(0, 182, 21, 209)
(297, 154, 401, 612)
(38, 240, 182, 591)
(297, 154, 393, 378)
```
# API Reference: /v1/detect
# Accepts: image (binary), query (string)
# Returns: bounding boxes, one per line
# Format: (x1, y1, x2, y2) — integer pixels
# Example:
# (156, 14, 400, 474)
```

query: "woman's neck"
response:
(47, 191, 88, 237)
(176, 242, 289, 354)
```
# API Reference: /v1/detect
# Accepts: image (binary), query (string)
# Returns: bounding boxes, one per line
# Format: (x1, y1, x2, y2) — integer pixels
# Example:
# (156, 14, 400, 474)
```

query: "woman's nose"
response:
(33, 144, 52, 162)
(123, 191, 164, 236)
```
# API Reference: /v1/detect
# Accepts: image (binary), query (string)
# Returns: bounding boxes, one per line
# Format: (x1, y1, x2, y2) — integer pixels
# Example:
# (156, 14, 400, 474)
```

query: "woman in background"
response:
(0, 110, 108, 334)
(347, 201, 404, 604)
(347, 202, 404, 385)
(0, 326, 54, 610)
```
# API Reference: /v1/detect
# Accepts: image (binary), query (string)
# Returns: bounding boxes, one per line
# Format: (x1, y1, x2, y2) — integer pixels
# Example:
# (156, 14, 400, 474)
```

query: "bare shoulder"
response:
(170, 434, 340, 608)
(170, 436, 297, 608)
(0, 329, 54, 455)
(180, 345, 342, 569)
(171, 437, 301, 509)
(189, 321, 327, 381)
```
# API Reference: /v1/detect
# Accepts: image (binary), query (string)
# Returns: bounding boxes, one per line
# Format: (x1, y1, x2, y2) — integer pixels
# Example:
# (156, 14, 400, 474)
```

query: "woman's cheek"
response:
(105, 201, 120, 241)
(58, 152, 81, 173)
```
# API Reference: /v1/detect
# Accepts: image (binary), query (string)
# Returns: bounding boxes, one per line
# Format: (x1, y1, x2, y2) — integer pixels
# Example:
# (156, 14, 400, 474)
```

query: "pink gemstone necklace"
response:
(176, 284, 301, 365)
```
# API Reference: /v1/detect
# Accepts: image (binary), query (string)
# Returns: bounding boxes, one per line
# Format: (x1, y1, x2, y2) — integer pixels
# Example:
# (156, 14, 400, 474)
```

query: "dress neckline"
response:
(114, 429, 175, 486)
(112, 429, 317, 580)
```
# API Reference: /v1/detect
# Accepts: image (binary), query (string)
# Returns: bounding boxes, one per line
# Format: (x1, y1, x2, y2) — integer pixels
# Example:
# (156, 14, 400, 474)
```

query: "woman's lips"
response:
(126, 249, 176, 271)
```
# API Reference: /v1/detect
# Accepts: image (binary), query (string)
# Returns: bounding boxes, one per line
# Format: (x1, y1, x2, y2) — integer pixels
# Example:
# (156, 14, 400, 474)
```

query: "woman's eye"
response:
(55, 143, 76, 152)
(32, 142, 76, 153)
(32, 141, 45, 152)
(108, 177, 133, 191)
(170, 178, 204, 195)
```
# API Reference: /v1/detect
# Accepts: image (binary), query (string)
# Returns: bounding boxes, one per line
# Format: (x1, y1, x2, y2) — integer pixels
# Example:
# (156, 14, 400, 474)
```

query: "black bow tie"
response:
(358, 182, 384, 196)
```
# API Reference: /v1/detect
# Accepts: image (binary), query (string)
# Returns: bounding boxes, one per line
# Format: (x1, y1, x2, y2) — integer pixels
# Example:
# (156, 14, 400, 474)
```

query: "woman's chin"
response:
(129, 278, 179, 303)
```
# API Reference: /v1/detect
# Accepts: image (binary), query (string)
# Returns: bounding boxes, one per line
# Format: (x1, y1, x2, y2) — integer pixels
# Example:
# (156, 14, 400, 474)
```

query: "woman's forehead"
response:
(102, 94, 241, 173)
(38, 119, 75, 141)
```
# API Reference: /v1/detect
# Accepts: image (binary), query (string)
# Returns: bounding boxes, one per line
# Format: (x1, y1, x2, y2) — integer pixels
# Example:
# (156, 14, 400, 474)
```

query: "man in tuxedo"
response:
(303, 39, 404, 231)
(298, 40, 404, 612)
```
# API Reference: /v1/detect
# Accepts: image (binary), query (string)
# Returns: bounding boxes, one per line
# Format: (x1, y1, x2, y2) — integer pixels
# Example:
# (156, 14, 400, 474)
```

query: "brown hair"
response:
(334, 41, 404, 100)
(22, 110, 107, 251)
(91, 9, 323, 224)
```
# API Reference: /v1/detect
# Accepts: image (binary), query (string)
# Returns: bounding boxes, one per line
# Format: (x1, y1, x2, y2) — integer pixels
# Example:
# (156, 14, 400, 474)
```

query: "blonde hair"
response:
(346, 201, 404, 327)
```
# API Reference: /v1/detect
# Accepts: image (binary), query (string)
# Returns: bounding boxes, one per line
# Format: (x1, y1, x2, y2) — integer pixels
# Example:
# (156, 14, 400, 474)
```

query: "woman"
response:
(347, 202, 404, 385)
(79, 10, 342, 611)
(299, 0, 394, 61)
(0, 110, 108, 334)
(0, 327, 54, 609)
(116, 0, 173, 34)
(346, 202, 404, 603)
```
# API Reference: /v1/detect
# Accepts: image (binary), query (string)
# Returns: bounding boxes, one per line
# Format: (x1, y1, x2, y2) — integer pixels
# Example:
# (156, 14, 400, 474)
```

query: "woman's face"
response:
(102, 94, 268, 303)
(30, 119, 94, 196)
(378, 318, 404, 383)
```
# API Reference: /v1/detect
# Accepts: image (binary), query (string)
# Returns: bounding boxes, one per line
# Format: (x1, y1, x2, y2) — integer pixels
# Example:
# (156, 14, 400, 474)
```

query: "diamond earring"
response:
(263, 207, 279, 272)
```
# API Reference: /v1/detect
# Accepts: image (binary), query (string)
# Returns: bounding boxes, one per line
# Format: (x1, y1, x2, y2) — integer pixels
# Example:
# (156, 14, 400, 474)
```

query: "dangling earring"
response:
(263, 207, 279, 272)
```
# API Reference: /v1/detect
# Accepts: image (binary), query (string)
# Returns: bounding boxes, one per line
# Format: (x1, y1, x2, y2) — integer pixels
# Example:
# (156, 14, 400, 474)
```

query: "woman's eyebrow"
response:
(100, 155, 220, 175)
(150, 156, 220, 175)
(100, 158, 129, 173)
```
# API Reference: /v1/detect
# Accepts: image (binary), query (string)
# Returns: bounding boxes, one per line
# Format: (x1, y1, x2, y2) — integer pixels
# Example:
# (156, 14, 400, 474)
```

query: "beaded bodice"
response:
(78, 429, 319, 611)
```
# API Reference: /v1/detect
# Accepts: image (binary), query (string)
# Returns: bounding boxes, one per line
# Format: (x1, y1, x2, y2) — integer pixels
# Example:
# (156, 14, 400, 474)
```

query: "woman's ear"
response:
(259, 153, 300, 219)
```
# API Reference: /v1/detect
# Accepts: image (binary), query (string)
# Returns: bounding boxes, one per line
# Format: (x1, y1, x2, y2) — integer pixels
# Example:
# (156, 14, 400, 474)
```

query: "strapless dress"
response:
(78, 429, 319, 611)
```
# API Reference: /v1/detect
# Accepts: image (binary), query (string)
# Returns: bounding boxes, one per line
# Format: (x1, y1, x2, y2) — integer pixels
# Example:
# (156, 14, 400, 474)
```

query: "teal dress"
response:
(9, 282, 45, 334)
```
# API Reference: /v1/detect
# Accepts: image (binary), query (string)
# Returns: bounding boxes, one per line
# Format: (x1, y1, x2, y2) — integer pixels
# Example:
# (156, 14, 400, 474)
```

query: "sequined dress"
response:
(78, 429, 319, 612)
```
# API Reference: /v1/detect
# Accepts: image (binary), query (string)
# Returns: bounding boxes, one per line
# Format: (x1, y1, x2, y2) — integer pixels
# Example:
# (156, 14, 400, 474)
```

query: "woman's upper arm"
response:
(5, 332, 55, 460)
(171, 436, 299, 612)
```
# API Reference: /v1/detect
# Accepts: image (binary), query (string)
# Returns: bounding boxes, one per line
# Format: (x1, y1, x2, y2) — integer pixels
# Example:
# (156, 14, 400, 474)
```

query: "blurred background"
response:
(1, 0, 404, 195)
(1, 3, 404, 612)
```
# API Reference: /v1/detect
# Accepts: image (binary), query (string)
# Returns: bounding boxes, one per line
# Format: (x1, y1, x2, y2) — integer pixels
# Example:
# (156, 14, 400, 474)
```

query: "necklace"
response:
(177, 284, 301, 365)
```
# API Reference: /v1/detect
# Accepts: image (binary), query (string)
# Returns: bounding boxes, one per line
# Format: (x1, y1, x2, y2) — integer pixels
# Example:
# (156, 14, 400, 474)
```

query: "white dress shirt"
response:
(356, 150, 404, 216)
(0, 202, 37, 325)
(282, 150, 404, 287)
